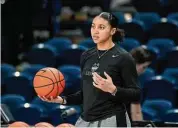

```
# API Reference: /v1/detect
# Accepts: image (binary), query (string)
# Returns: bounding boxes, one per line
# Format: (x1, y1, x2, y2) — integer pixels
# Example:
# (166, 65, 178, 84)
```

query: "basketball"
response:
(35, 122, 54, 128)
(33, 67, 65, 98)
(8, 121, 30, 128)
(56, 123, 76, 128)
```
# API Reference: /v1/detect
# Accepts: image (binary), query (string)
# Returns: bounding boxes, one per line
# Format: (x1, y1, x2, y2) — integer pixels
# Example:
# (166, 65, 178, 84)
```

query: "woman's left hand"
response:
(92, 72, 116, 93)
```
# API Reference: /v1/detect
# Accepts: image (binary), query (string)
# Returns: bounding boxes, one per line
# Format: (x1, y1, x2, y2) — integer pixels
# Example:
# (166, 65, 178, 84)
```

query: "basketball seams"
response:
(58, 70, 65, 90)
(34, 75, 54, 84)
(33, 68, 65, 98)
(37, 68, 56, 97)
(39, 69, 47, 73)
(46, 68, 60, 98)
(35, 71, 55, 97)
(44, 81, 55, 98)
(34, 79, 64, 88)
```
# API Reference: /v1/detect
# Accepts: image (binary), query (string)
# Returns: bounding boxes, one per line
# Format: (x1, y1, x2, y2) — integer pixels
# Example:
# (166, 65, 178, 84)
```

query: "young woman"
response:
(129, 46, 155, 122)
(39, 12, 141, 127)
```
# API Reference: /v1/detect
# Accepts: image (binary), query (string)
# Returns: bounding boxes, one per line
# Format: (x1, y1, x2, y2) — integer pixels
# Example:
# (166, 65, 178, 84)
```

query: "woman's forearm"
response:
(131, 103, 143, 121)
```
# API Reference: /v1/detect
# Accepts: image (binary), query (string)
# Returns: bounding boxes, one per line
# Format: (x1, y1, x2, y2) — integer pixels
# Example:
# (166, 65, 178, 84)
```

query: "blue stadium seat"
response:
(61, 105, 82, 125)
(1, 94, 26, 115)
(59, 65, 81, 77)
(112, 12, 126, 24)
(48, 105, 69, 126)
(139, 68, 155, 88)
(46, 37, 72, 54)
(120, 20, 146, 42)
(59, 65, 81, 95)
(4, 72, 35, 102)
(27, 43, 58, 67)
(167, 13, 178, 22)
(162, 109, 178, 122)
(22, 64, 46, 77)
(1, 64, 16, 85)
(167, 46, 178, 68)
(133, 12, 160, 30)
(143, 75, 177, 106)
(142, 99, 173, 120)
(146, 42, 172, 74)
(78, 38, 96, 48)
(163, 68, 178, 85)
(142, 46, 160, 72)
(147, 38, 175, 57)
(146, 45, 160, 59)
(13, 103, 47, 125)
(57, 44, 88, 66)
(31, 97, 59, 114)
(142, 107, 158, 121)
(120, 38, 140, 52)
(149, 19, 178, 44)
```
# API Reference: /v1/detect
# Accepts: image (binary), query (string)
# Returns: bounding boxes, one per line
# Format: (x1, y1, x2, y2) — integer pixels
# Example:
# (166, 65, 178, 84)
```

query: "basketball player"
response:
(39, 12, 141, 127)
(129, 46, 155, 122)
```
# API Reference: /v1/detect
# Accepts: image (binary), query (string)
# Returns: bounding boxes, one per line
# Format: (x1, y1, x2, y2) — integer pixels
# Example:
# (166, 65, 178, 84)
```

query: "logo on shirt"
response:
(91, 63, 99, 72)
(112, 54, 120, 58)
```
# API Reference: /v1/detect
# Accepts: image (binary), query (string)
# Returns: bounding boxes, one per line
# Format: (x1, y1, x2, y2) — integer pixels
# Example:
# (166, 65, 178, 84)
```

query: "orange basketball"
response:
(56, 123, 75, 128)
(35, 122, 54, 128)
(33, 67, 65, 98)
(8, 121, 30, 128)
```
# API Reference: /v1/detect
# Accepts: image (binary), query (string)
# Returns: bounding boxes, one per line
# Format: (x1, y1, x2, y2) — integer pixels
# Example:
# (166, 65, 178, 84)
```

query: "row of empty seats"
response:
(119, 18, 178, 43)
(1, 63, 178, 106)
(26, 37, 178, 75)
(114, 12, 178, 27)
(1, 94, 178, 124)
(1, 94, 81, 126)
(1, 64, 81, 101)
(27, 38, 87, 67)
(142, 99, 178, 122)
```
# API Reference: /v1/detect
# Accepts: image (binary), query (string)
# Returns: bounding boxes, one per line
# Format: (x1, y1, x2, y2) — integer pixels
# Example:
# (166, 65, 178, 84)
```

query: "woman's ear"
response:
(111, 28, 117, 35)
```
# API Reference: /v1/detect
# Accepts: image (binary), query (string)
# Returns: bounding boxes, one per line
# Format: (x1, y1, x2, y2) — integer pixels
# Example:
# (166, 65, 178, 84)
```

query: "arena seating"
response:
(1, 1, 178, 126)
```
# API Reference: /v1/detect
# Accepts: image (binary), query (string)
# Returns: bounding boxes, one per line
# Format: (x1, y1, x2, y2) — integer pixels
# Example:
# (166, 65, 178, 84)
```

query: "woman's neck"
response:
(97, 40, 115, 50)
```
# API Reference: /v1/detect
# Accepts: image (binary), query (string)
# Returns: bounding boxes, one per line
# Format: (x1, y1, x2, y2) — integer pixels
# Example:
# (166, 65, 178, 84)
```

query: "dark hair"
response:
(98, 12, 125, 43)
(130, 46, 155, 64)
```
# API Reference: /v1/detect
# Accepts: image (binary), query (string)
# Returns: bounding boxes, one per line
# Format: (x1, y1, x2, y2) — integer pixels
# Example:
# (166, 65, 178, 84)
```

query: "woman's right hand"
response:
(38, 95, 64, 104)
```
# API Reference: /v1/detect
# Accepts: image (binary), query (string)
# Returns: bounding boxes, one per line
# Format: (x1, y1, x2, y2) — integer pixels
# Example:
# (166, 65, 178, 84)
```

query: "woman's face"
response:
(136, 61, 151, 76)
(91, 16, 114, 44)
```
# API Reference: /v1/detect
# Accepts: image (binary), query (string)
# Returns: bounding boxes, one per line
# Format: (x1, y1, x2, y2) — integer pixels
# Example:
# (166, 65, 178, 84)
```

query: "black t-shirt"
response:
(64, 44, 141, 122)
